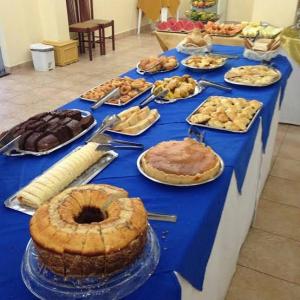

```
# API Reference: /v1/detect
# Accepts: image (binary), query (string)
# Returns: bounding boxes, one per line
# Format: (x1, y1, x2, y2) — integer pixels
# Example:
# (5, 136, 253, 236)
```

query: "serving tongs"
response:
(139, 88, 169, 107)
(90, 133, 144, 151)
(188, 126, 205, 144)
(0, 132, 21, 155)
(147, 212, 177, 222)
(91, 88, 120, 110)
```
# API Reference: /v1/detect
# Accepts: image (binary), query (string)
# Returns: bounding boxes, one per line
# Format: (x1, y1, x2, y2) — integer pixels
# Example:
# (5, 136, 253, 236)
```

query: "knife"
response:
(91, 88, 120, 110)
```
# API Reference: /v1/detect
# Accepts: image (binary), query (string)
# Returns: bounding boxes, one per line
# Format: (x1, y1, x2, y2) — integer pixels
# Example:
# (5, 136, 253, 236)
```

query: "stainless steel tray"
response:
(107, 113, 160, 136)
(4, 147, 118, 215)
(136, 62, 179, 75)
(80, 78, 153, 106)
(152, 78, 201, 104)
(186, 96, 263, 133)
(3, 109, 97, 157)
(224, 66, 282, 87)
(137, 148, 224, 187)
(181, 55, 228, 71)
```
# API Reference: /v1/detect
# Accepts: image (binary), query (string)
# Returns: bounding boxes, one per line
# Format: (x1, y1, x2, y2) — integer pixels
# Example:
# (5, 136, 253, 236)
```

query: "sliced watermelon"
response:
(183, 21, 195, 32)
(167, 18, 177, 26)
(194, 21, 204, 29)
(156, 21, 170, 31)
(170, 22, 183, 32)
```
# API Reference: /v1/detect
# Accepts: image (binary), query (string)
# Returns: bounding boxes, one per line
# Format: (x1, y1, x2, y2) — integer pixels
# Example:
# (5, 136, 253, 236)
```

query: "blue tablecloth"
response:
(0, 45, 292, 300)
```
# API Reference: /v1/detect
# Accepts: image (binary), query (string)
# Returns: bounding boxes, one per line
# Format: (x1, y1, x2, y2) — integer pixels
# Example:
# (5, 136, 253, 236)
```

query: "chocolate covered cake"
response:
(4, 110, 95, 152)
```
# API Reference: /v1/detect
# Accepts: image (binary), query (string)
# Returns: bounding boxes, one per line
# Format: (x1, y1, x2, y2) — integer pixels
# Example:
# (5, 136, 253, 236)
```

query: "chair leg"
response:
(81, 33, 86, 54)
(77, 33, 82, 54)
(112, 21, 115, 51)
(87, 31, 93, 61)
(92, 32, 95, 48)
(101, 26, 106, 55)
(98, 28, 103, 55)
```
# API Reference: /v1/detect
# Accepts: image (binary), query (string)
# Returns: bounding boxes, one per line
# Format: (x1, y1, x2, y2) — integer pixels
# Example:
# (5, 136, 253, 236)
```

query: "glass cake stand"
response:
(21, 226, 160, 300)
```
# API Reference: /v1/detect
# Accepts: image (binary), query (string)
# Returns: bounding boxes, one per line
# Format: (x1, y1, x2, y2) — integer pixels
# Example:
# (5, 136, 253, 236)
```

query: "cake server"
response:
(0, 134, 21, 154)
(91, 88, 120, 110)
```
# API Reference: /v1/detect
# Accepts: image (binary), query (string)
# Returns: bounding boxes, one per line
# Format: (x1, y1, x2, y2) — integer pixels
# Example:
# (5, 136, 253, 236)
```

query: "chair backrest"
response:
(78, 0, 94, 22)
(66, 0, 80, 25)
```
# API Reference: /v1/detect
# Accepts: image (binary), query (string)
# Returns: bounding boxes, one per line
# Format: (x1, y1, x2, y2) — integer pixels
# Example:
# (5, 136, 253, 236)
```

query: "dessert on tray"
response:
(17, 143, 106, 208)
(225, 65, 281, 86)
(110, 106, 160, 135)
(183, 54, 227, 69)
(204, 21, 243, 36)
(137, 55, 178, 73)
(188, 96, 262, 132)
(1, 110, 94, 153)
(140, 138, 221, 184)
(30, 184, 148, 277)
(81, 77, 152, 105)
(153, 75, 197, 100)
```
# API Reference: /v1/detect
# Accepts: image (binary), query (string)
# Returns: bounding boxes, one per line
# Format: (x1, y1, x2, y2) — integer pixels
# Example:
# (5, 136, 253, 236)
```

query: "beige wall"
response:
(226, 0, 297, 27)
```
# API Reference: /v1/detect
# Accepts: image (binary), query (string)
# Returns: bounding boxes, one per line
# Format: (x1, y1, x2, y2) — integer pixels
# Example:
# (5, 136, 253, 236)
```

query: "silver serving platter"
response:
(186, 96, 263, 133)
(80, 79, 153, 106)
(137, 148, 224, 187)
(4, 148, 118, 215)
(224, 66, 282, 87)
(107, 113, 160, 137)
(3, 109, 97, 157)
(181, 55, 228, 71)
(152, 78, 200, 104)
(136, 62, 179, 75)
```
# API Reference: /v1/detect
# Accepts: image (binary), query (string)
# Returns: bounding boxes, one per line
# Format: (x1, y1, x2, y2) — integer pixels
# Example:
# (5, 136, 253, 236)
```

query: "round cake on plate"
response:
(30, 184, 148, 277)
(140, 138, 221, 184)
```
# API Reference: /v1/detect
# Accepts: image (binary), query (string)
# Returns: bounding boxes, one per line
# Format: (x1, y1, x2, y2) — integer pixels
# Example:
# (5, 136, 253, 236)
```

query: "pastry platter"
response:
(136, 62, 179, 75)
(80, 78, 153, 106)
(224, 65, 282, 87)
(2, 109, 97, 157)
(22, 225, 160, 300)
(137, 148, 224, 187)
(186, 96, 263, 133)
(4, 148, 118, 215)
(181, 55, 228, 71)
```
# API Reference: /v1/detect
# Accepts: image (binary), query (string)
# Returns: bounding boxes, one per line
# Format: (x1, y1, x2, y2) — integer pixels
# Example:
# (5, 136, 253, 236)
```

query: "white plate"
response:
(107, 113, 160, 136)
(224, 66, 282, 87)
(181, 55, 228, 71)
(137, 148, 224, 187)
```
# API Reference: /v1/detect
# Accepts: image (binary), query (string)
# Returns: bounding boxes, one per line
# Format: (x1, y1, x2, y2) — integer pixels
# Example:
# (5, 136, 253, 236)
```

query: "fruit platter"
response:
(185, 10, 219, 23)
(155, 19, 204, 33)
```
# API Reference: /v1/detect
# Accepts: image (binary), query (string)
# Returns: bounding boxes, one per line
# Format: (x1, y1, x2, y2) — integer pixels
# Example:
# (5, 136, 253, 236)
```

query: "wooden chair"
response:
(66, 0, 101, 61)
(78, 0, 115, 55)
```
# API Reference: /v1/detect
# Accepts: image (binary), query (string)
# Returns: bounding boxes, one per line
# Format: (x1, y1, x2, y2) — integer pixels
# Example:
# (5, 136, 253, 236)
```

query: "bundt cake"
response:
(141, 138, 221, 184)
(30, 184, 148, 277)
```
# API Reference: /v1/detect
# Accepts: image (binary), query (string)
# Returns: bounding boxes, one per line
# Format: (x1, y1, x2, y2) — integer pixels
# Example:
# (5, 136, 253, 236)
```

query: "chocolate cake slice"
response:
(24, 132, 48, 152)
(36, 134, 60, 152)
(65, 120, 82, 136)
(18, 130, 34, 150)
(65, 110, 82, 121)
(79, 115, 94, 129)
(47, 125, 72, 143)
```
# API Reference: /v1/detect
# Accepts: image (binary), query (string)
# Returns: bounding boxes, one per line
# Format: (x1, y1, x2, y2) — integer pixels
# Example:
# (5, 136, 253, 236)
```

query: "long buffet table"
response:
(0, 45, 292, 300)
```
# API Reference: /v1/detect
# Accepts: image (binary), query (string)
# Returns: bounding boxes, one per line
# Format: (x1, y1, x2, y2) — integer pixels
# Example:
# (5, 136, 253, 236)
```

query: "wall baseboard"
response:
(5, 24, 152, 72)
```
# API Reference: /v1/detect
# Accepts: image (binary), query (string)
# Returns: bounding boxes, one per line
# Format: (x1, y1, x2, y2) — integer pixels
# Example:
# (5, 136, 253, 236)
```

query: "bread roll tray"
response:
(4, 147, 118, 216)
(3, 109, 97, 157)
(80, 79, 153, 106)
(21, 225, 160, 300)
(224, 66, 282, 87)
(186, 96, 263, 133)
(107, 113, 160, 136)
(137, 148, 224, 187)
(181, 56, 228, 71)
(136, 62, 179, 75)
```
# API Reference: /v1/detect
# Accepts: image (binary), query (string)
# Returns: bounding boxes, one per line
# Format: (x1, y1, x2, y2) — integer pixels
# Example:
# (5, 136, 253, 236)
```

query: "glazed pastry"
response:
(189, 96, 262, 132)
(17, 143, 105, 208)
(184, 54, 227, 69)
(30, 184, 148, 277)
(138, 55, 178, 73)
(141, 138, 221, 184)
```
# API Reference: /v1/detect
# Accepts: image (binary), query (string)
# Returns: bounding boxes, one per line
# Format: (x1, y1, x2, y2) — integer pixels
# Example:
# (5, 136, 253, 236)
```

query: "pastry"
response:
(189, 96, 262, 132)
(141, 138, 221, 184)
(138, 56, 178, 73)
(181, 29, 212, 48)
(81, 77, 151, 105)
(112, 106, 159, 135)
(225, 65, 280, 86)
(17, 142, 105, 208)
(153, 75, 197, 101)
(205, 21, 243, 36)
(30, 184, 148, 277)
(3, 110, 94, 153)
(184, 54, 226, 69)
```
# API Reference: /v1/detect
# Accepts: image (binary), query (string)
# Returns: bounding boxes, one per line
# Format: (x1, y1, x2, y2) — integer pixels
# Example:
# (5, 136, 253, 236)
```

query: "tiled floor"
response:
(1, 33, 300, 300)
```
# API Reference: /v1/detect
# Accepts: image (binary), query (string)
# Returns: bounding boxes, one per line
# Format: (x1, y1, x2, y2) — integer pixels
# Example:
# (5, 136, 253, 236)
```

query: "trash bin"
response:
(30, 43, 55, 71)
